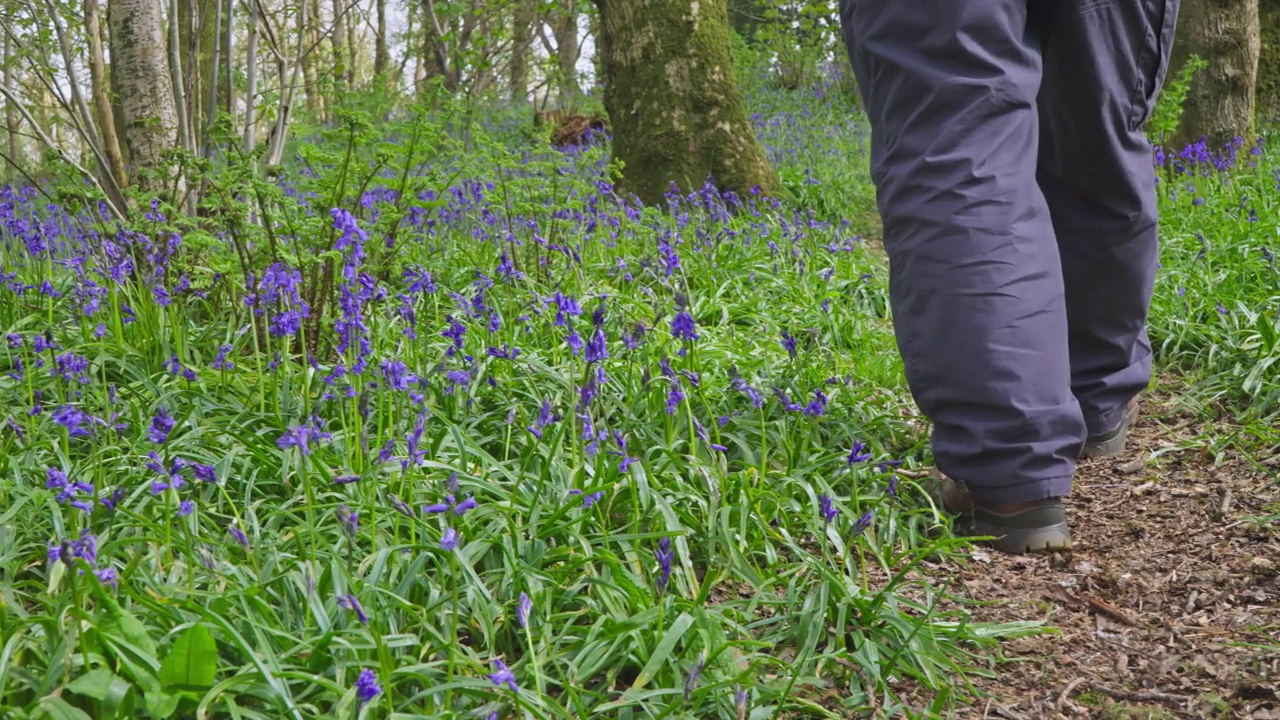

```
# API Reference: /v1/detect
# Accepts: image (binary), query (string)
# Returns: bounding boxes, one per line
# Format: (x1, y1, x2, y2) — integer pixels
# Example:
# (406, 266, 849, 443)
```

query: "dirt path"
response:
(945, 390, 1280, 720)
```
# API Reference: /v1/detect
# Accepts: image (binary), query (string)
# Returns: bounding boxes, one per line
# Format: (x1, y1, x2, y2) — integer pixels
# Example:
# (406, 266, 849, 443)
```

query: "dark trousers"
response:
(838, 0, 1179, 504)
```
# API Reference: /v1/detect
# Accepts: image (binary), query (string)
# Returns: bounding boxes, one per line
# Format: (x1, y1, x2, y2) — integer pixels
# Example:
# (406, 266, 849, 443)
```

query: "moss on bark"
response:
(593, 0, 779, 206)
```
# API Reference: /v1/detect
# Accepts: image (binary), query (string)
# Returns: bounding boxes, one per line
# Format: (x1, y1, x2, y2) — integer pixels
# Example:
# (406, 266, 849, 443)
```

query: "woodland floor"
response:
(934, 384, 1280, 720)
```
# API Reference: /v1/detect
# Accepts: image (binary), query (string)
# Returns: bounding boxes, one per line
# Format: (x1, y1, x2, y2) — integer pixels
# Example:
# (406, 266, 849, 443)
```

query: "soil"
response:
(941, 390, 1280, 720)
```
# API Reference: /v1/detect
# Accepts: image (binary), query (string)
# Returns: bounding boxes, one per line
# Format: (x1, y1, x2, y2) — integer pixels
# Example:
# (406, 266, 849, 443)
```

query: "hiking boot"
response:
(925, 469, 1072, 554)
(1081, 397, 1140, 459)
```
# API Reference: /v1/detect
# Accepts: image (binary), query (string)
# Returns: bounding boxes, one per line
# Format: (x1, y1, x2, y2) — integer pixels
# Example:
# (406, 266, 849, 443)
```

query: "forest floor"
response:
(931, 381, 1280, 720)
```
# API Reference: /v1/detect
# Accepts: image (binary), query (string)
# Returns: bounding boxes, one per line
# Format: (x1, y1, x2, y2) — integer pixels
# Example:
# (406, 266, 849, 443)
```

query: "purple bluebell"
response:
(486, 659, 520, 693)
(683, 652, 705, 701)
(333, 474, 360, 485)
(517, 592, 533, 628)
(803, 390, 828, 417)
(52, 405, 93, 438)
(819, 494, 837, 523)
(852, 511, 873, 535)
(178, 499, 195, 516)
(149, 406, 176, 444)
(671, 311, 699, 343)
(487, 344, 521, 360)
(655, 537, 674, 592)
(192, 463, 217, 482)
(338, 593, 369, 624)
(440, 527, 460, 550)
(781, 330, 798, 358)
(585, 328, 608, 363)
(337, 504, 359, 536)
(355, 668, 382, 706)
(228, 522, 250, 549)
(847, 441, 871, 464)
(47, 467, 95, 512)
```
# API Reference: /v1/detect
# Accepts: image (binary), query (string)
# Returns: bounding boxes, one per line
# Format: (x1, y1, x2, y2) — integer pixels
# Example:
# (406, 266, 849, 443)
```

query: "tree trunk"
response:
(1257, 0, 1280, 122)
(109, 0, 181, 188)
(304, 0, 325, 116)
(592, 0, 778, 205)
(86, 0, 129, 190)
(553, 0, 580, 105)
(332, 0, 348, 92)
(510, 0, 536, 101)
(375, 0, 389, 80)
(3, 28, 21, 173)
(1170, 0, 1260, 148)
(243, 0, 260, 151)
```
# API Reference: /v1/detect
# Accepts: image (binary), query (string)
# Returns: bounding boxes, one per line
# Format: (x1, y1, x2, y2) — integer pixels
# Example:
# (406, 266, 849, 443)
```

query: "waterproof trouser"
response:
(838, 0, 1179, 504)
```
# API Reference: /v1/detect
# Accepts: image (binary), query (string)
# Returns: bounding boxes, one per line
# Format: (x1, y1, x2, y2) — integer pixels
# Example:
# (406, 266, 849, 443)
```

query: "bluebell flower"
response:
(178, 499, 195, 516)
(585, 328, 608, 363)
(149, 406, 176, 444)
(338, 593, 369, 623)
(852, 510, 873, 535)
(337, 504, 359, 536)
(683, 652, 705, 701)
(228, 522, 250, 549)
(803, 390, 828, 417)
(847, 441, 871, 464)
(211, 345, 235, 370)
(192, 463, 217, 482)
(671, 311, 699, 342)
(655, 537, 674, 592)
(355, 668, 382, 706)
(440, 527, 460, 550)
(486, 658, 520, 693)
(772, 387, 800, 412)
(52, 405, 93, 438)
(487, 343, 521, 360)
(47, 467, 95, 512)
(819, 494, 837, 523)
(517, 592, 533, 628)
(781, 330, 798, 358)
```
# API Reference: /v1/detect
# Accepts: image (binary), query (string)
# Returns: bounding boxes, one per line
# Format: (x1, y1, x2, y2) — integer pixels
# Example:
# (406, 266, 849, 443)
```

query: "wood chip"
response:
(1117, 458, 1145, 475)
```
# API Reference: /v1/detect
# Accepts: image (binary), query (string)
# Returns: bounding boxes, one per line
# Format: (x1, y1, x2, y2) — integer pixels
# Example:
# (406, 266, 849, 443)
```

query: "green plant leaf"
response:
(65, 668, 132, 708)
(34, 697, 93, 720)
(629, 611, 694, 692)
(159, 623, 218, 692)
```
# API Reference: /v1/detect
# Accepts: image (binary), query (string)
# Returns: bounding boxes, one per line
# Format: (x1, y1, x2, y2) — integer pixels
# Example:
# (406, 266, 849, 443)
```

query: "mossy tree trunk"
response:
(592, 0, 778, 205)
(1170, 0, 1260, 148)
(1256, 0, 1280, 122)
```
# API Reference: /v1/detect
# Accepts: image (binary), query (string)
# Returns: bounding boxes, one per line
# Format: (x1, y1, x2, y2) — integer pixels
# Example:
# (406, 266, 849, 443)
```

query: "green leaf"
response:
(93, 588, 157, 661)
(159, 623, 218, 692)
(65, 668, 132, 707)
(629, 612, 694, 692)
(34, 697, 93, 720)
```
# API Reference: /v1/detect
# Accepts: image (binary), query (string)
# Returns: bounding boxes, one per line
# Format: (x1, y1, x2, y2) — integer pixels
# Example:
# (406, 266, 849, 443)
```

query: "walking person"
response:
(836, 0, 1179, 553)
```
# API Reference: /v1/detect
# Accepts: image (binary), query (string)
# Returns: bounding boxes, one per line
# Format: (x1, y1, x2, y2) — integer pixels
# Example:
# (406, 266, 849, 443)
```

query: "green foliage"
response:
(1148, 54, 1209, 146)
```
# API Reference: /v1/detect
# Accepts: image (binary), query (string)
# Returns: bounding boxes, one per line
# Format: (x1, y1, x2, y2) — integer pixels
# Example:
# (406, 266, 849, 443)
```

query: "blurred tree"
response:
(1257, 0, 1280, 121)
(592, 0, 778, 204)
(1170, 0, 1260, 147)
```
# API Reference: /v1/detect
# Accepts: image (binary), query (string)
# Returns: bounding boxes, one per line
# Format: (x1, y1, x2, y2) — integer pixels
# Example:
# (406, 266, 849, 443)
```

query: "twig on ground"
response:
(1056, 677, 1085, 713)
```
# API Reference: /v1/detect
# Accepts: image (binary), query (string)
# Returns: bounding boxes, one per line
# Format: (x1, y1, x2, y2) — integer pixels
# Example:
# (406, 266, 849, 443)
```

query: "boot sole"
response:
(1080, 400, 1140, 459)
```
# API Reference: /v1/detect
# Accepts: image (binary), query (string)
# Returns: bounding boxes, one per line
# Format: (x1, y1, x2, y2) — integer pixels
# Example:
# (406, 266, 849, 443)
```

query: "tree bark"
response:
(304, 0, 326, 116)
(375, 0, 389, 80)
(1257, 0, 1280, 121)
(87, 0, 129, 190)
(243, 0, 260, 151)
(332, 0, 349, 91)
(592, 0, 778, 205)
(552, 0, 579, 105)
(510, 0, 536, 101)
(109, 0, 182, 188)
(1170, 0, 1260, 148)
(3, 27, 18, 173)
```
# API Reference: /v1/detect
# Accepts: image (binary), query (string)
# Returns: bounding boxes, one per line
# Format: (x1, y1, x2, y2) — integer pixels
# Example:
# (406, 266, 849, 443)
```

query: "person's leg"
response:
(1036, 0, 1179, 449)
(837, 1, 1087, 507)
